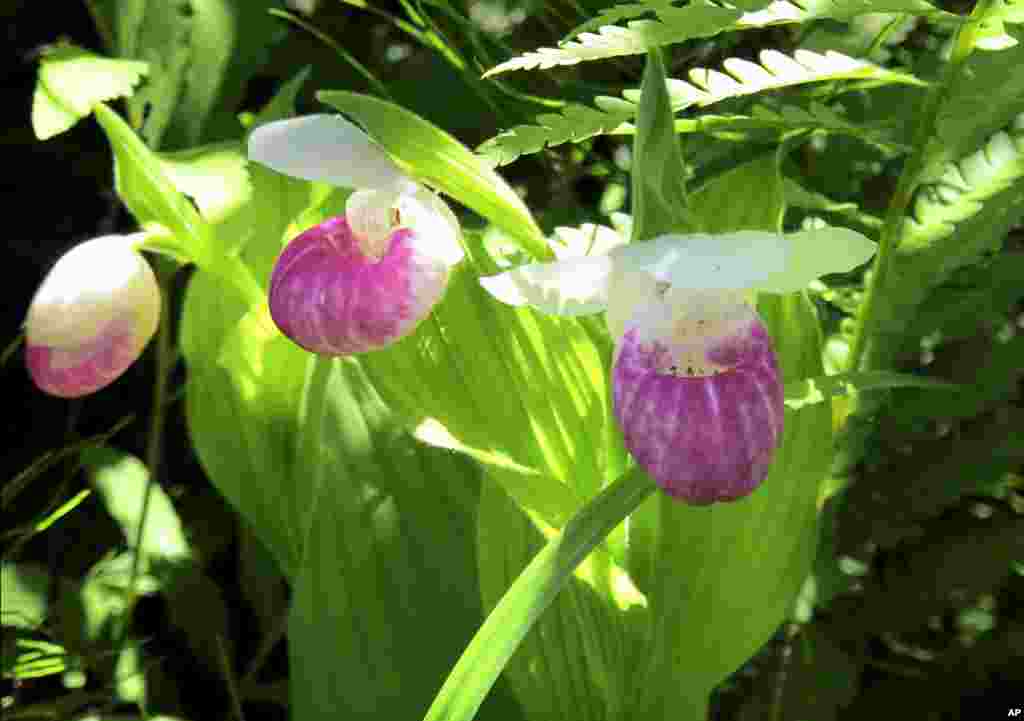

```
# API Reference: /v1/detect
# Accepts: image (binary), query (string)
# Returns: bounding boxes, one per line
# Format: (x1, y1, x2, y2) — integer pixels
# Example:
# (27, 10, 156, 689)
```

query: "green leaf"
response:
(422, 469, 655, 721)
(362, 262, 626, 521)
(413, 422, 583, 527)
(316, 91, 549, 259)
(93, 103, 213, 264)
(94, 0, 279, 148)
(180, 284, 309, 576)
(81, 446, 190, 564)
(3, 636, 67, 681)
(485, 0, 952, 74)
(157, 141, 250, 223)
(475, 477, 645, 721)
(105, 0, 193, 148)
(784, 371, 957, 409)
(631, 50, 692, 240)
(156, 140, 255, 260)
(162, 0, 280, 146)
(74, 552, 161, 646)
(78, 452, 232, 674)
(179, 238, 506, 718)
(288, 363, 492, 719)
(31, 42, 148, 140)
(784, 176, 884, 230)
(2, 563, 51, 631)
(690, 153, 784, 232)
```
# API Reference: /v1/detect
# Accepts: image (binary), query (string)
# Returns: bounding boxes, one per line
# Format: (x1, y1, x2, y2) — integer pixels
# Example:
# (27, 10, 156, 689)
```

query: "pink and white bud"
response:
(249, 114, 464, 355)
(25, 234, 160, 398)
(481, 225, 875, 503)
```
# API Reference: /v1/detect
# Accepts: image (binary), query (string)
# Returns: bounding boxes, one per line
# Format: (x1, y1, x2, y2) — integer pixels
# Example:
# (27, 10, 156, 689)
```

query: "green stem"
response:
(268, 8, 393, 100)
(848, 0, 997, 371)
(118, 262, 175, 658)
(422, 469, 656, 721)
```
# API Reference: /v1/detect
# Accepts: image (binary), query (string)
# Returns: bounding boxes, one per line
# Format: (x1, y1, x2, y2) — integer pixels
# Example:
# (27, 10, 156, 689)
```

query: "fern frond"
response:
(925, 30, 1024, 182)
(485, 0, 954, 75)
(904, 113, 1024, 250)
(863, 113, 1024, 367)
(623, 49, 925, 109)
(477, 49, 917, 165)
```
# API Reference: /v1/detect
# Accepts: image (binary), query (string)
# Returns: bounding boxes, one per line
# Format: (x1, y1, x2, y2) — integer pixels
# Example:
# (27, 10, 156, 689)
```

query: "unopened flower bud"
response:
(25, 234, 160, 397)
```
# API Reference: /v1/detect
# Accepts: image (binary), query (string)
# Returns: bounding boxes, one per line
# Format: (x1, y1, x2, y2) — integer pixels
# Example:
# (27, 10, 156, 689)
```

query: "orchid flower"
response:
(25, 233, 160, 398)
(247, 115, 463, 355)
(481, 226, 875, 504)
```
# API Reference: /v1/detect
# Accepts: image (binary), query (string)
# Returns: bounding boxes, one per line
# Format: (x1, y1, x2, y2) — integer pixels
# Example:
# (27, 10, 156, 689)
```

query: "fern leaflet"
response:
(484, 0, 955, 75)
(863, 113, 1024, 367)
(904, 113, 1024, 250)
(478, 49, 918, 165)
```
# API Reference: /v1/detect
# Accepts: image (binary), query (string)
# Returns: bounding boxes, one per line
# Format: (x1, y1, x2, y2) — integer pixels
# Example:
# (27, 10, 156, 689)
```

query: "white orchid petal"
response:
(479, 255, 614, 316)
(346, 189, 399, 259)
(756, 227, 876, 293)
(248, 114, 409, 190)
(551, 223, 627, 259)
(397, 188, 465, 266)
(605, 267, 661, 341)
(609, 231, 789, 290)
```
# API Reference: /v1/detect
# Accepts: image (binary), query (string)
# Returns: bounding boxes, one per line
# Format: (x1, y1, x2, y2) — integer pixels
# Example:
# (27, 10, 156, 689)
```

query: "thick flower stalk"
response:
(247, 115, 463, 355)
(481, 227, 875, 503)
(25, 233, 160, 398)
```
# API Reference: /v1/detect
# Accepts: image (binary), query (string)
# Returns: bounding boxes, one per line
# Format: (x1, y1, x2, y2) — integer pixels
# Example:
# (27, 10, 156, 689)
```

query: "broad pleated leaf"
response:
(473, 477, 647, 721)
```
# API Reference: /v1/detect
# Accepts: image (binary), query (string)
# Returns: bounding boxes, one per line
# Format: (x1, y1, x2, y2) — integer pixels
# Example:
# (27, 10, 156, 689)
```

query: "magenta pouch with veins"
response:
(247, 114, 463, 355)
(480, 226, 875, 503)
(25, 233, 160, 398)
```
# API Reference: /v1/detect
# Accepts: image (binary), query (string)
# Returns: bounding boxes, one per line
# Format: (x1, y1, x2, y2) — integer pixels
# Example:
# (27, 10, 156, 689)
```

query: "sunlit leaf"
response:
(93, 103, 213, 263)
(784, 370, 956, 409)
(423, 469, 655, 721)
(31, 42, 148, 140)
(81, 446, 190, 563)
(316, 91, 549, 259)
(1, 563, 51, 631)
